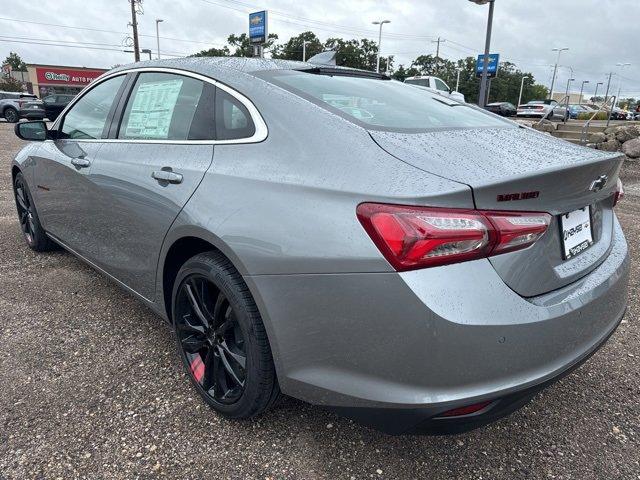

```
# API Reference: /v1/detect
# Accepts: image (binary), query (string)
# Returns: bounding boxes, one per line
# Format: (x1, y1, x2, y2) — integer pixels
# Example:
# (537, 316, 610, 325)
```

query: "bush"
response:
(577, 112, 609, 121)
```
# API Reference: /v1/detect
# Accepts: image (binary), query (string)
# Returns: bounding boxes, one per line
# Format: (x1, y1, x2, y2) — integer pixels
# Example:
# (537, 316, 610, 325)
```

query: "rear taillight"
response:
(357, 203, 551, 271)
(613, 178, 624, 207)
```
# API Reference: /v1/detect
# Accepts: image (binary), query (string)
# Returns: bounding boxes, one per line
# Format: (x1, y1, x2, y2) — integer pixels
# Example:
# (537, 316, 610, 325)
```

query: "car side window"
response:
(119, 72, 208, 140)
(43, 95, 56, 103)
(215, 88, 255, 140)
(434, 78, 450, 92)
(61, 75, 125, 140)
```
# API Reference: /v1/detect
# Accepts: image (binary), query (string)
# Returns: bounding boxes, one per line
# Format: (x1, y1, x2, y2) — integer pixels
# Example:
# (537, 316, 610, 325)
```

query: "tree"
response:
(3, 52, 27, 71)
(0, 76, 24, 92)
(228, 33, 278, 57)
(392, 64, 420, 81)
(271, 31, 322, 61)
(193, 46, 231, 57)
(321, 37, 391, 72)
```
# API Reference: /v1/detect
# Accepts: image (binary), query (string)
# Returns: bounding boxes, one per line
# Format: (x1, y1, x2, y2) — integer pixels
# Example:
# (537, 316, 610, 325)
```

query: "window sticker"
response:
(125, 79, 183, 139)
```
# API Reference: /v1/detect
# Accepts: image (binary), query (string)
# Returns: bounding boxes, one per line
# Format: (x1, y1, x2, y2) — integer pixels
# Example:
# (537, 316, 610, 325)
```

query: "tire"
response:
(546, 110, 554, 120)
(172, 251, 280, 419)
(4, 107, 19, 123)
(13, 172, 57, 252)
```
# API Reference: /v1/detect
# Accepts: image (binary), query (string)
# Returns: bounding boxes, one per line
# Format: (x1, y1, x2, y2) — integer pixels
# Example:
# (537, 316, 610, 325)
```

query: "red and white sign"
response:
(35, 67, 106, 86)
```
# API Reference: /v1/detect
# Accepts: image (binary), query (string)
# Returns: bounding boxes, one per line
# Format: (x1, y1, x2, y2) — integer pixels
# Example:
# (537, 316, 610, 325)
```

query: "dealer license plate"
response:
(560, 206, 593, 259)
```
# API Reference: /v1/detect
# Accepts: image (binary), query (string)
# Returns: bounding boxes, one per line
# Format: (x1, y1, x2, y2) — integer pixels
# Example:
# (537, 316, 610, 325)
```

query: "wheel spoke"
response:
(219, 340, 246, 369)
(214, 320, 232, 337)
(183, 281, 210, 329)
(15, 187, 28, 211)
(202, 348, 218, 392)
(27, 216, 36, 237)
(181, 334, 207, 353)
(178, 315, 206, 335)
(217, 345, 244, 386)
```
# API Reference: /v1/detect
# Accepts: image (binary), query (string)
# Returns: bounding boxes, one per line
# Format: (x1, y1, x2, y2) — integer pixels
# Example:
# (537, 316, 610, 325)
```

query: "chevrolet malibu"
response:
(11, 58, 629, 435)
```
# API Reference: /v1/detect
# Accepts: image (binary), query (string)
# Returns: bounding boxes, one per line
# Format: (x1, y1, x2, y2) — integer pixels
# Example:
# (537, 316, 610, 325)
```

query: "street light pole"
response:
(518, 75, 529, 107)
(468, 0, 495, 107)
(578, 80, 589, 105)
(614, 62, 631, 109)
(372, 20, 390, 73)
(302, 40, 308, 62)
(593, 82, 603, 103)
(155, 19, 164, 59)
(549, 47, 569, 100)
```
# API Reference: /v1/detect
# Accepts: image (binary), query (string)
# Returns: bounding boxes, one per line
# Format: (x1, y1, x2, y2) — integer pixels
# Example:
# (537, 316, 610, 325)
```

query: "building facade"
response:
(26, 64, 107, 97)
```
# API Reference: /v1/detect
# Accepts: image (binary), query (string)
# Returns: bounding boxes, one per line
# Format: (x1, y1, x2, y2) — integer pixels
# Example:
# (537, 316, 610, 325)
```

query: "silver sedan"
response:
(11, 58, 628, 435)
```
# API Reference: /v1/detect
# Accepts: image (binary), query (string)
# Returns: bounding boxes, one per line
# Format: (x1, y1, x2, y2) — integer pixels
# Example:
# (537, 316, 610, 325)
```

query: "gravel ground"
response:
(0, 120, 638, 480)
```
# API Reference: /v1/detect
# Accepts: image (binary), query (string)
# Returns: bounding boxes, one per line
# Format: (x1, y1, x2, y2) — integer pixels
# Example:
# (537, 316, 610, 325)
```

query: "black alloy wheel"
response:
(4, 107, 18, 123)
(14, 174, 36, 246)
(12, 172, 56, 252)
(175, 274, 247, 405)
(172, 252, 280, 418)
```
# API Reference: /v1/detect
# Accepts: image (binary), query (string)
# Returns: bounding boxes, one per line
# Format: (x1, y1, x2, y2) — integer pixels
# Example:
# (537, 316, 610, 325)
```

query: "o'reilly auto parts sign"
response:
(36, 67, 106, 86)
(44, 71, 71, 82)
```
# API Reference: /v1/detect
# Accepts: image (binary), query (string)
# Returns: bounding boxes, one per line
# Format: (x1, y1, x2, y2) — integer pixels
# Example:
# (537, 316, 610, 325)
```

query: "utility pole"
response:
(302, 40, 308, 62)
(603, 72, 613, 103)
(129, 0, 141, 62)
(614, 62, 631, 109)
(455, 68, 461, 92)
(549, 47, 569, 100)
(432, 37, 445, 72)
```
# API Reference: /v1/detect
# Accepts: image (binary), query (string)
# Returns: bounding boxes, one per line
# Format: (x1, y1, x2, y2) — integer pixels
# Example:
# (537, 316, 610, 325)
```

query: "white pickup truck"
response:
(404, 76, 466, 103)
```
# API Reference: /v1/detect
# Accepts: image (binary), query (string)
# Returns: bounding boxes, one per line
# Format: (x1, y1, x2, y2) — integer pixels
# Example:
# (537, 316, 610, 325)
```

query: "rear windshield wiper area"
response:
(297, 66, 391, 81)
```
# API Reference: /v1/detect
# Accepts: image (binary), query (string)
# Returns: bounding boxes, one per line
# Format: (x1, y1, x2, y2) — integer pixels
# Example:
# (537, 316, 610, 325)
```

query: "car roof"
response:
(108, 57, 384, 96)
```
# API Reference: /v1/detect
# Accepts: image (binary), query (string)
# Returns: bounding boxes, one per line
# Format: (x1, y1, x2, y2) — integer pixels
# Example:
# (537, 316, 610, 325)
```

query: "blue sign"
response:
(249, 10, 268, 44)
(476, 53, 500, 78)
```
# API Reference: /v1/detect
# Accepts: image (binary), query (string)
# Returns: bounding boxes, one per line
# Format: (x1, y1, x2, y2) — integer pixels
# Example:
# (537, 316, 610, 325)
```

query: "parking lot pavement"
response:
(0, 120, 638, 480)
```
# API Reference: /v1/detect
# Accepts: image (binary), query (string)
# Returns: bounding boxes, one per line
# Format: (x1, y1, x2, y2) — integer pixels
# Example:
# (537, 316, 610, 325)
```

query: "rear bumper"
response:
(246, 216, 629, 434)
(517, 111, 546, 117)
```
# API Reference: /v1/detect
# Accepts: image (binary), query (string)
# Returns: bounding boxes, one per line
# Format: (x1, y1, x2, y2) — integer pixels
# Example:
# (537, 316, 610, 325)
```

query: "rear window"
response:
(260, 70, 510, 132)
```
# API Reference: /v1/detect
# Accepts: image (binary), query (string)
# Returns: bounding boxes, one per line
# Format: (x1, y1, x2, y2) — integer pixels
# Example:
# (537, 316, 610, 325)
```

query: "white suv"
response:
(404, 76, 466, 103)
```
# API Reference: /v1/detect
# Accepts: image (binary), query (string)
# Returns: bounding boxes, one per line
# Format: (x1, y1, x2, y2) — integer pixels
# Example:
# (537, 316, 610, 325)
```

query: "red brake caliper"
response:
(189, 355, 205, 383)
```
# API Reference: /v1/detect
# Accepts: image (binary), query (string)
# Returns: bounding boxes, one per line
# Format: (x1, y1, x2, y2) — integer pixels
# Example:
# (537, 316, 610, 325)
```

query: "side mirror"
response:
(15, 121, 49, 142)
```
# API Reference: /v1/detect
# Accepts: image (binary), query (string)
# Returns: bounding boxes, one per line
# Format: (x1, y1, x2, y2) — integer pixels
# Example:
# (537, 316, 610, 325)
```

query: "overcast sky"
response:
(1, 0, 639, 97)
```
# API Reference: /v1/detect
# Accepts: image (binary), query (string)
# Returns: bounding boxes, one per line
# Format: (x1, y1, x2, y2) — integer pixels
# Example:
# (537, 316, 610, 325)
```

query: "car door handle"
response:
(152, 170, 183, 184)
(71, 158, 91, 168)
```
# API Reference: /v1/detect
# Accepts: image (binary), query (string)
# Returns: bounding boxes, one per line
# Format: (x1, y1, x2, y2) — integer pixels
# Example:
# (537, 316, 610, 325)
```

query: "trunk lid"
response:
(370, 126, 624, 297)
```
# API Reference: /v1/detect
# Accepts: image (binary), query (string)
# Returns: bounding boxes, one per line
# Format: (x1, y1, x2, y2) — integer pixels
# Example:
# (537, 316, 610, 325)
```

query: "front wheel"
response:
(13, 172, 57, 251)
(4, 107, 19, 123)
(172, 251, 280, 419)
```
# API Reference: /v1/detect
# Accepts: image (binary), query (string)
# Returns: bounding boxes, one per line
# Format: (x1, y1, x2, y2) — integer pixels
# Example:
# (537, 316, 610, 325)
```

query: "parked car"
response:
(484, 102, 517, 117)
(567, 104, 593, 119)
(517, 99, 568, 121)
(11, 59, 629, 435)
(0, 91, 45, 123)
(404, 75, 466, 102)
(609, 107, 631, 121)
(42, 94, 75, 121)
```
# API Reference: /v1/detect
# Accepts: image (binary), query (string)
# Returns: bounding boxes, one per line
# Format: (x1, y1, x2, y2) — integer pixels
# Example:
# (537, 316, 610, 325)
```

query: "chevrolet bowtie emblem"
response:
(589, 175, 608, 193)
